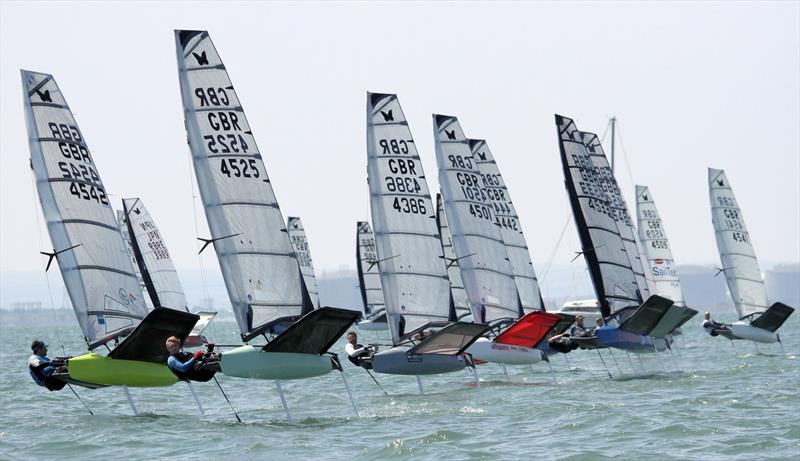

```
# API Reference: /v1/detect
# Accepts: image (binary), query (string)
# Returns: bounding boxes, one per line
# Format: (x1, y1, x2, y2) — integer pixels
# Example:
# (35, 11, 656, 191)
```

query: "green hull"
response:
(68, 352, 178, 388)
(220, 345, 333, 380)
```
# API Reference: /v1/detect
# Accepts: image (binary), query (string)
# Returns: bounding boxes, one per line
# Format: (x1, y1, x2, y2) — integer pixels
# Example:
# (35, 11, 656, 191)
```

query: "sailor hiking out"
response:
(28, 340, 67, 391)
(165, 336, 220, 382)
(345, 331, 377, 369)
(547, 316, 593, 353)
(701, 312, 730, 337)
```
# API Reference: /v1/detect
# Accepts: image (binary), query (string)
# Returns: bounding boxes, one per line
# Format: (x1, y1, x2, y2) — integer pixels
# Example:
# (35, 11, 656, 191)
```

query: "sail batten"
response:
(708, 168, 768, 318)
(175, 30, 306, 337)
(366, 93, 451, 345)
(22, 70, 148, 348)
(433, 115, 519, 323)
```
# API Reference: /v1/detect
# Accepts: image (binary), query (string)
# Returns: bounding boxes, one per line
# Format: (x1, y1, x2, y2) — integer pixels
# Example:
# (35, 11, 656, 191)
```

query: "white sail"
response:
(433, 115, 519, 323)
(435, 193, 471, 318)
(556, 115, 643, 319)
(708, 168, 768, 319)
(175, 30, 309, 339)
(366, 93, 451, 344)
(356, 221, 386, 317)
(471, 139, 544, 313)
(116, 209, 153, 310)
(22, 70, 149, 348)
(287, 216, 319, 309)
(581, 132, 651, 300)
(122, 198, 189, 311)
(635, 185, 685, 306)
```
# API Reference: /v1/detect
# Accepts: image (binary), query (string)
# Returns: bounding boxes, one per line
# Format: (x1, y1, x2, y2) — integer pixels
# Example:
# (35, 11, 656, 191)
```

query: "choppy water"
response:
(1, 314, 798, 460)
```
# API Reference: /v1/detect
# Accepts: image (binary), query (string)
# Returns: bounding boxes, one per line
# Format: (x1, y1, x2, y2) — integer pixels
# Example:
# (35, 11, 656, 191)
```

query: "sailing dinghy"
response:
(635, 186, 697, 337)
(355, 221, 389, 330)
(287, 216, 320, 309)
(556, 115, 694, 353)
(175, 30, 359, 382)
(432, 115, 549, 365)
(708, 168, 794, 343)
(121, 198, 217, 347)
(22, 70, 201, 390)
(366, 94, 489, 377)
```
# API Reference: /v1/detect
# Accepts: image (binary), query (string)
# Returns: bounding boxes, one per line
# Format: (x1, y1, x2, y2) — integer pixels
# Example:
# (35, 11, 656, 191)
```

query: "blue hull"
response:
(596, 326, 666, 352)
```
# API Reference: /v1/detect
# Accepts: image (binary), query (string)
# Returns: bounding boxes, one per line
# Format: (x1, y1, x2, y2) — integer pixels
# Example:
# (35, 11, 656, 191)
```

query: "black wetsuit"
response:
(168, 351, 219, 382)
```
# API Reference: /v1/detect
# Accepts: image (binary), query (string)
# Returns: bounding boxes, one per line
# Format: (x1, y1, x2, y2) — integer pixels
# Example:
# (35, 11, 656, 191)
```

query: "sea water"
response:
(1, 314, 798, 460)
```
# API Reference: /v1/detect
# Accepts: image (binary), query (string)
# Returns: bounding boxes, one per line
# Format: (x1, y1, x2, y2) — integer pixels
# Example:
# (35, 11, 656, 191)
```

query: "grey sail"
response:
(708, 168, 767, 319)
(22, 70, 149, 348)
(635, 185, 685, 306)
(122, 198, 189, 311)
(356, 221, 386, 317)
(175, 30, 308, 340)
(581, 132, 651, 300)
(366, 93, 451, 345)
(287, 216, 320, 309)
(116, 209, 153, 310)
(433, 115, 519, 323)
(471, 139, 544, 313)
(435, 194, 471, 319)
(556, 115, 643, 319)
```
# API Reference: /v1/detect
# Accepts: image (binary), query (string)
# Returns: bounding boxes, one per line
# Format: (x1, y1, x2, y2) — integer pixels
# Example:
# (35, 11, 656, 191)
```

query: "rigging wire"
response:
(612, 120, 638, 198)
(539, 213, 573, 285)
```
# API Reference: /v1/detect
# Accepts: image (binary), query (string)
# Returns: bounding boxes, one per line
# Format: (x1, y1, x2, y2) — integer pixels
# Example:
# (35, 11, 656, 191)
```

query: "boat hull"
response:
(729, 322, 779, 343)
(372, 348, 466, 375)
(220, 345, 334, 380)
(67, 352, 177, 387)
(466, 338, 544, 365)
(596, 327, 668, 353)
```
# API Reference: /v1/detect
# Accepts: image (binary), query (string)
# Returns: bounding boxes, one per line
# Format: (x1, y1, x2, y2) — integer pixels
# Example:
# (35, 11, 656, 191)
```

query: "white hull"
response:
(357, 318, 389, 331)
(466, 338, 544, 365)
(730, 322, 779, 343)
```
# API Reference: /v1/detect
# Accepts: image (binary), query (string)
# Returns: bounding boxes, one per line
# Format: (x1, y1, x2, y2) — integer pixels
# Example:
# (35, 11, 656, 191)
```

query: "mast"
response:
(356, 221, 386, 317)
(609, 116, 616, 173)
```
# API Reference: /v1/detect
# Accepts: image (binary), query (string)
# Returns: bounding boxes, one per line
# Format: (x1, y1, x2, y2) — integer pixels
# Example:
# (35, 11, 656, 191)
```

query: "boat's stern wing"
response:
(750, 302, 795, 333)
(108, 308, 199, 364)
(619, 295, 674, 335)
(262, 307, 361, 355)
(551, 313, 577, 335)
(408, 322, 490, 355)
(494, 311, 562, 348)
(648, 305, 699, 338)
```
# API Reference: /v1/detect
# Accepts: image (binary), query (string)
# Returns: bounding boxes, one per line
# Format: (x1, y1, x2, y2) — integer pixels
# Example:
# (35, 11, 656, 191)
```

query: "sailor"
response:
(702, 311, 729, 337)
(570, 315, 589, 338)
(165, 336, 220, 382)
(28, 340, 66, 391)
(345, 331, 376, 369)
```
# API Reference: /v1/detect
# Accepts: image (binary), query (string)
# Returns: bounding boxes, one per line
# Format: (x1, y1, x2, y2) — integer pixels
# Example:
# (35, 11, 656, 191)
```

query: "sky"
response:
(1, 1, 799, 280)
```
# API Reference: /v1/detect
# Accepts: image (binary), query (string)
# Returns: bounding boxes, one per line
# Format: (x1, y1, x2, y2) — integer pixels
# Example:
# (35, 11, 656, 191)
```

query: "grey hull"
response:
(372, 348, 466, 375)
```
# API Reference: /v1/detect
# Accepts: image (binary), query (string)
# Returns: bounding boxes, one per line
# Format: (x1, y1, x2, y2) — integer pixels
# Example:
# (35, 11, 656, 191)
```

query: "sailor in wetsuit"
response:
(702, 311, 730, 337)
(28, 340, 66, 391)
(165, 336, 220, 382)
(345, 331, 376, 369)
